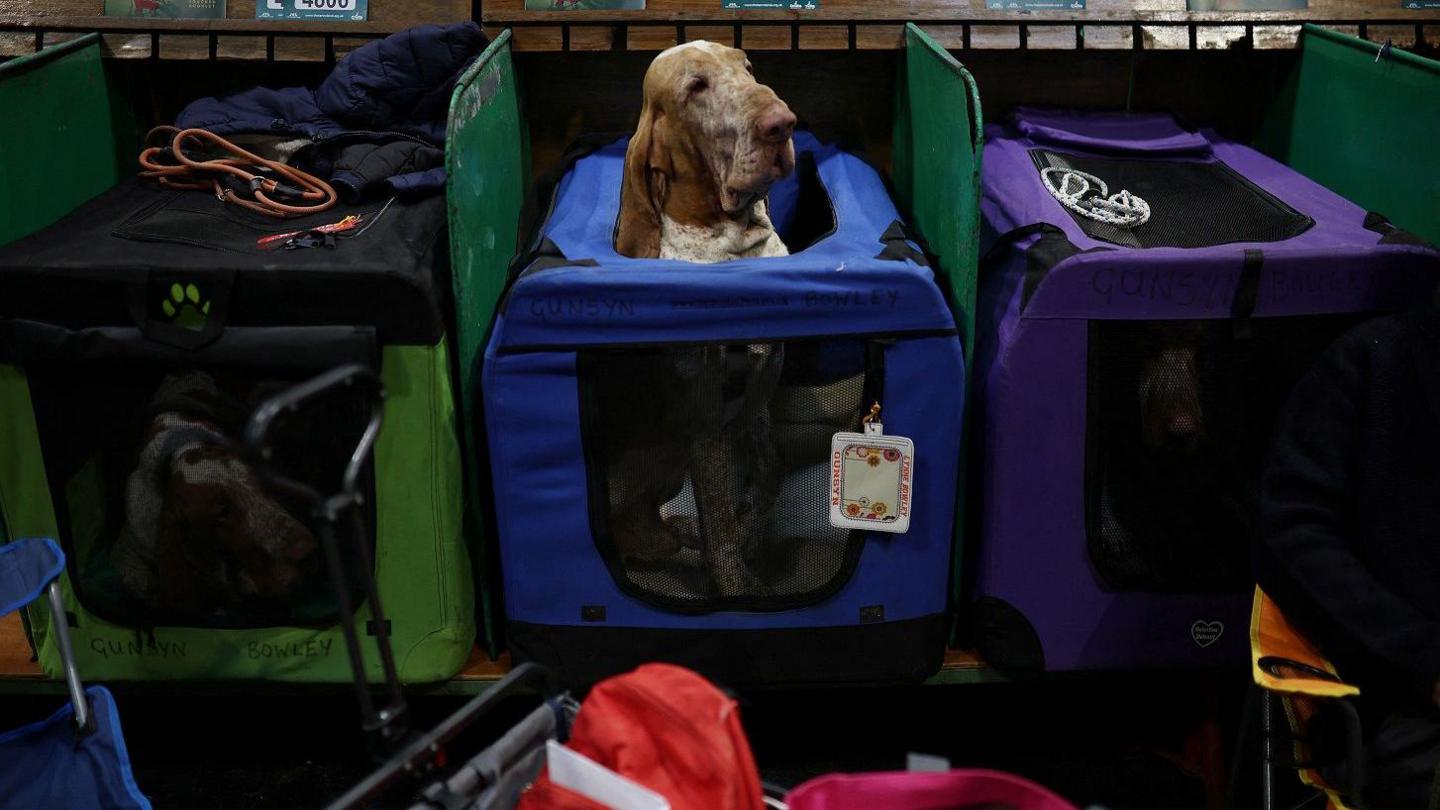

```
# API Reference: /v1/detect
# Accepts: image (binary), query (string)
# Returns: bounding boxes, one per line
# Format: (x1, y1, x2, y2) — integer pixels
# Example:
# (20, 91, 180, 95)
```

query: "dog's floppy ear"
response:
(616, 103, 672, 259)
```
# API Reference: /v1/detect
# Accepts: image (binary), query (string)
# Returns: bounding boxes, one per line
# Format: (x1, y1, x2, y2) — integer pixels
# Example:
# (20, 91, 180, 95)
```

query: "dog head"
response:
(617, 41, 797, 258)
(152, 434, 318, 610)
(121, 374, 318, 617)
(1139, 344, 1206, 451)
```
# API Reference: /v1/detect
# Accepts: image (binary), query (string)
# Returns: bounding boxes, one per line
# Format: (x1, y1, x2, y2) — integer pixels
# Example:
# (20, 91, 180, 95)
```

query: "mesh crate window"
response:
(1031, 150, 1313, 249)
(26, 364, 374, 628)
(1084, 315, 1363, 593)
(579, 339, 880, 612)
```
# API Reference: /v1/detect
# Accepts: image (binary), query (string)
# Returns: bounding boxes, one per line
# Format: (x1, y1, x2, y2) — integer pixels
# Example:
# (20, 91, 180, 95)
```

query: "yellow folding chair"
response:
(1228, 587, 1365, 810)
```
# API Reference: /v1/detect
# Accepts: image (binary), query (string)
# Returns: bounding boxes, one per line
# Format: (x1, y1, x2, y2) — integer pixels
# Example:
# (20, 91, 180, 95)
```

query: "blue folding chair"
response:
(0, 537, 151, 810)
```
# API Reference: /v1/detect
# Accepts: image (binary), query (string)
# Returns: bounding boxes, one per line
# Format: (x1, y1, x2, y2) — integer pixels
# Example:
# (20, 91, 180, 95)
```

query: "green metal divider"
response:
(892, 23, 984, 617)
(445, 30, 529, 656)
(1260, 24, 1440, 245)
(0, 34, 137, 247)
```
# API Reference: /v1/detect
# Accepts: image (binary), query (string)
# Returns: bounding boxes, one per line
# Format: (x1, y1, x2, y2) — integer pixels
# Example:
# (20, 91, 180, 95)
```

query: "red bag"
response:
(519, 664, 764, 810)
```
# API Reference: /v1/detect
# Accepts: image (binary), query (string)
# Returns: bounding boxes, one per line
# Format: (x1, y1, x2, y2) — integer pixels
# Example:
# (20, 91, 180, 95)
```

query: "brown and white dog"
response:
(112, 372, 317, 619)
(603, 43, 796, 598)
(616, 40, 797, 263)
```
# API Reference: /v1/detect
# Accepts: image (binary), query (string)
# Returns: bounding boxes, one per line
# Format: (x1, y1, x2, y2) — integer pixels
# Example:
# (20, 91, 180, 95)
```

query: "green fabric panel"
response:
(896, 24, 984, 612)
(0, 365, 59, 545)
(899, 23, 984, 358)
(445, 30, 528, 657)
(1260, 25, 1440, 244)
(4, 343, 473, 683)
(0, 35, 134, 246)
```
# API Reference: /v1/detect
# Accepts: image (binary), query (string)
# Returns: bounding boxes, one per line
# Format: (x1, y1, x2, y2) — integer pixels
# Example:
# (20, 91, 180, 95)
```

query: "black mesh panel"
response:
(1032, 150, 1313, 249)
(1085, 315, 1361, 593)
(25, 364, 374, 629)
(580, 340, 877, 612)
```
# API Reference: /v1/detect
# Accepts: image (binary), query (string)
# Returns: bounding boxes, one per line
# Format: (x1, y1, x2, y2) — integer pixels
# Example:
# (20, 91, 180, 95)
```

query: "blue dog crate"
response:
(482, 133, 964, 685)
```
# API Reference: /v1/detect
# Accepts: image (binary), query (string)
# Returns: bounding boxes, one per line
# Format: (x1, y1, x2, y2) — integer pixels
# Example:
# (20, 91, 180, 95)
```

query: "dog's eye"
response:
(685, 75, 709, 96)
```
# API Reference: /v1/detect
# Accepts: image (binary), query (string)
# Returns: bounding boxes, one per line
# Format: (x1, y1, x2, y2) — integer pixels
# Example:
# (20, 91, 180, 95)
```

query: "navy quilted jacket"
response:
(176, 22, 486, 198)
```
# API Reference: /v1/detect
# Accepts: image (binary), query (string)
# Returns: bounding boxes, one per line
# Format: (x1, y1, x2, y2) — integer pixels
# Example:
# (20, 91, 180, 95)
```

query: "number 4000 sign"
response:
(256, 0, 367, 21)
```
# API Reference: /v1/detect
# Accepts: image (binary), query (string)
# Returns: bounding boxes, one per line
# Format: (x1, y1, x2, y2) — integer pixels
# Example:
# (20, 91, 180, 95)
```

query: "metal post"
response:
(1260, 689, 1276, 810)
(45, 581, 89, 732)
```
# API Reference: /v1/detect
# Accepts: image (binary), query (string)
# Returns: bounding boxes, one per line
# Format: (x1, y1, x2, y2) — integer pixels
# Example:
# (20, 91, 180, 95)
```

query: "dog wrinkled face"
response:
(162, 444, 317, 604)
(646, 41, 796, 215)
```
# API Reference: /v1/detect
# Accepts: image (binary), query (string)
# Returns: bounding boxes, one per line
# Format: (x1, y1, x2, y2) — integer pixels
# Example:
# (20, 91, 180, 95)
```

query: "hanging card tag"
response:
(829, 417, 914, 534)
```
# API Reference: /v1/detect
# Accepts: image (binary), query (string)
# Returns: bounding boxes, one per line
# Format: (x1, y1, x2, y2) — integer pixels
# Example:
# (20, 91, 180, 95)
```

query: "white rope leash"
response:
(1041, 166, 1151, 229)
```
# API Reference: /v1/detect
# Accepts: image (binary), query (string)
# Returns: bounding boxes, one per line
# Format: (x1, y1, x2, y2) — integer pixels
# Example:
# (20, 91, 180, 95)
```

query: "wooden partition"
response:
(0, 0, 1434, 61)
(485, 0, 1436, 54)
(513, 45, 1308, 187)
(0, 0, 466, 59)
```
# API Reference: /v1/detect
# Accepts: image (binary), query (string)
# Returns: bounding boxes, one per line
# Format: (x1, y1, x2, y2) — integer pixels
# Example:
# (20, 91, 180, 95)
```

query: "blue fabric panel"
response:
(0, 686, 152, 810)
(0, 537, 63, 618)
(498, 134, 955, 349)
(486, 336, 962, 630)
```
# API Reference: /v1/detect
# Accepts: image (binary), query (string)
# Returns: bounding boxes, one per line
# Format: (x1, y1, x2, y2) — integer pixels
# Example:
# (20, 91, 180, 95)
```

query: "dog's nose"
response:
(756, 104, 796, 144)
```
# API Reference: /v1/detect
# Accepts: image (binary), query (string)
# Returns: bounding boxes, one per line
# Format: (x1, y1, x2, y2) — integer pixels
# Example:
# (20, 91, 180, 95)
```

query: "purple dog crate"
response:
(969, 108, 1440, 673)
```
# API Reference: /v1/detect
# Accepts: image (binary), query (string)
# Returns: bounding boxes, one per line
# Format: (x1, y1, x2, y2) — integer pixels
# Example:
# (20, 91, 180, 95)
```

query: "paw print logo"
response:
(160, 283, 210, 330)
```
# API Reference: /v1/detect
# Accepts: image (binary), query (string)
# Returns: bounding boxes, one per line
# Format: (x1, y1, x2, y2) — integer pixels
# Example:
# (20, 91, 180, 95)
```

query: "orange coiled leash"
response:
(138, 126, 338, 219)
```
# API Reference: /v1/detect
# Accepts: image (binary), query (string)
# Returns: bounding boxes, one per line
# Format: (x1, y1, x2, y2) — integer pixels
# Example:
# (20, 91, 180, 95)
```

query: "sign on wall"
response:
(256, 0, 367, 21)
(522, 0, 646, 8)
(1185, 0, 1306, 8)
(105, 0, 224, 19)
(724, 0, 819, 8)
(986, 0, 1084, 8)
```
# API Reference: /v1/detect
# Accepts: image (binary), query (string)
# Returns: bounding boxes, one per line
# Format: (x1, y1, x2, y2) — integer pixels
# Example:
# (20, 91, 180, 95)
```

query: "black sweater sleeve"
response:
(1257, 332, 1440, 699)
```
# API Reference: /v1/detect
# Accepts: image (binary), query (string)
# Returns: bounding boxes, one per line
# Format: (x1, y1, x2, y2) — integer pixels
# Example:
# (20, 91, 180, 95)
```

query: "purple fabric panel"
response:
(971, 317, 1087, 597)
(981, 115, 1440, 322)
(1022, 248, 1438, 321)
(972, 110, 1440, 671)
(973, 313, 1251, 670)
(1011, 107, 1212, 157)
(1058, 594, 1249, 670)
(1254, 249, 1440, 318)
(980, 128, 1080, 244)
(985, 114, 1400, 256)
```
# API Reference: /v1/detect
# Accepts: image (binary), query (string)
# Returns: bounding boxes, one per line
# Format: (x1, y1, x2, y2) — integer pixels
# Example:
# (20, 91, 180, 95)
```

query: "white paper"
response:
(546, 740, 670, 810)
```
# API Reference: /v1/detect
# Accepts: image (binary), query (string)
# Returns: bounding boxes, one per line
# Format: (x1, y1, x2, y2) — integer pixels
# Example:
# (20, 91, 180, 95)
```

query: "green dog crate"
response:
(444, 24, 984, 644)
(0, 36, 474, 683)
(1260, 24, 1440, 246)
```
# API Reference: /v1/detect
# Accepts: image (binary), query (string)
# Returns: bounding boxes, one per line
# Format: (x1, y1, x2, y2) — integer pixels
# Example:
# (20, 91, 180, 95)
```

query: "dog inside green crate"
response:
(35, 367, 369, 626)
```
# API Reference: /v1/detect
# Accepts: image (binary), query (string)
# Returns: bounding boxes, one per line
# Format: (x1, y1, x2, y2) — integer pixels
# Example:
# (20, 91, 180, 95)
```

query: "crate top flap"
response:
(1010, 107, 1212, 158)
(496, 133, 957, 351)
(0, 180, 449, 346)
(979, 108, 1440, 321)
